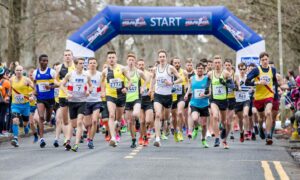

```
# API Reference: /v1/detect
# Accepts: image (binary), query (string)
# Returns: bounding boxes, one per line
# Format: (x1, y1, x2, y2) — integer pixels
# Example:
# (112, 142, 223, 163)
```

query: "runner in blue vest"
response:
(185, 62, 210, 148)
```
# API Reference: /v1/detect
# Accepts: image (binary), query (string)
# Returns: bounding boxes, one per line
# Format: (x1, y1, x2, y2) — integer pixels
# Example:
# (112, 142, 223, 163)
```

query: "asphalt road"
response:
(0, 131, 300, 180)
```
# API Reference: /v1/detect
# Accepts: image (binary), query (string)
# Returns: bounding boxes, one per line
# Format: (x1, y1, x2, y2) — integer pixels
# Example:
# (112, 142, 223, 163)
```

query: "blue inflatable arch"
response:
(66, 5, 265, 66)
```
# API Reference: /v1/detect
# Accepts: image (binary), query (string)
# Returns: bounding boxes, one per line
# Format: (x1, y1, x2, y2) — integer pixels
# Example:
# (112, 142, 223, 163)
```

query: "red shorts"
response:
(253, 97, 273, 112)
(272, 99, 280, 111)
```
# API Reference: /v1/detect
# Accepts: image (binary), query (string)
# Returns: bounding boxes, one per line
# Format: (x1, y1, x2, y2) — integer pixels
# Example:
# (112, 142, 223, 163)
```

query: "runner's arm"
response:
(54, 64, 62, 87)
(122, 67, 132, 88)
(60, 72, 70, 95)
(245, 67, 259, 86)
(170, 66, 183, 84)
(138, 69, 149, 90)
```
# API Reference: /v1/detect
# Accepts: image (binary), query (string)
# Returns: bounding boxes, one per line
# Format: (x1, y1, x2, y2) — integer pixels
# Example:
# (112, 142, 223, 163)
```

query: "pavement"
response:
(1, 130, 300, 180)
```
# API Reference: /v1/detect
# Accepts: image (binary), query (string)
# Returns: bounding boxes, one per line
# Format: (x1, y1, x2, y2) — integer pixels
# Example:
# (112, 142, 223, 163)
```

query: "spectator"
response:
(0, 66, 11, 136)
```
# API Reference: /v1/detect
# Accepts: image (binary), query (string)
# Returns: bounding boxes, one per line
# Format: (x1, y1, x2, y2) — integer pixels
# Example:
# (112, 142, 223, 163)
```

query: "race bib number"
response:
(156, 77, 167, 87)
(38, 83, 50, 92)
(260, 75, 271, 85)
(128, 85, 137, 93)
(235, 91, 249, 102)
(228, 88, 233, 94)
(173, 84, 182, 94)
(14, 94, 25, 104)
(194, 89, 205, 99)
(109, 79, 122, 89)
(213, 85, 226, 96)
(73, 83, 85, 93)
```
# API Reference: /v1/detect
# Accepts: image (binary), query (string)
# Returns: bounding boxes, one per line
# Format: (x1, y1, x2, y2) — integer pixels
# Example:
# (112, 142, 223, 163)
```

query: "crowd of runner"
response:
(0, 49, 300, 152)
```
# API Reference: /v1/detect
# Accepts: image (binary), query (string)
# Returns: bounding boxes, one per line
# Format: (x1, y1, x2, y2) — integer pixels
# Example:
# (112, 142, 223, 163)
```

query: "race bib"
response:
(73, 83, 85, 93)
(14, 94, 25, 104)
(156, 77, 167, 87)
(228, 88, 233, 94)
(173, 84, 182, 94)
(213, 85, 226, 96)
(38, 82, 50, 92)
(235, 91, 249, 102)
(194, 89, 205, 99)
(142, 89, 148, 96)
(54, 88, 59, 97)
(109, 79, 122, 89)
(128, 85, 137, 93)
(260, 75, 271, 85)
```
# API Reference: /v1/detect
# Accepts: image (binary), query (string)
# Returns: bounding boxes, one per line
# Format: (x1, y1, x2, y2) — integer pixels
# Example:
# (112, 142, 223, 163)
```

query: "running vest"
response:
(141, 70, 151, 102)
(254, 66, 274, 100)
(35, 68, 55, 100)
(87, 71, 102, 102)
(67, 71, 88, 102)
(227, 72, 235, 99)
(190, 75, 209, 108)
(105, 65, 125, 98)
(125, 69, 140, 102)
(11, 76, 30, 104)
(211, 71, 227, 100)
(155, 64, 172, 95)
(235, 75, 251, 102)
(58, 63, 75, 98)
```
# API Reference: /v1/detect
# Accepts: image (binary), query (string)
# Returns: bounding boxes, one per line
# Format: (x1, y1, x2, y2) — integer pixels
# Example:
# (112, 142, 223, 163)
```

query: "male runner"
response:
(33, 54, 56, 148)
(185, 62, 210, 148)
(101, 51, 131, 147)
(61, 58, 92, 151)
(151, 49, 183, 147)
(124, 53, 148, 148)
(246, 52, 278, 145)
(207, 55, 234, 149)
(9, 65, 34, 147)
(137, 59, 153, 146)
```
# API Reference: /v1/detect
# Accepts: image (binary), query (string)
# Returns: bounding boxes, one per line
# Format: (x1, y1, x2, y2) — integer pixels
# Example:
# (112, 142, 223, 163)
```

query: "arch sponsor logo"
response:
(222, 23, 245, 41)
(87, 22, 111, 43)
(185, 16, 210, 27)
(122, 17, 147, 27)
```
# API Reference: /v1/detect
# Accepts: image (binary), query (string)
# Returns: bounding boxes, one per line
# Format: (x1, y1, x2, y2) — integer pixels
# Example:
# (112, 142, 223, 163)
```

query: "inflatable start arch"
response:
(66, 5, 265, 67)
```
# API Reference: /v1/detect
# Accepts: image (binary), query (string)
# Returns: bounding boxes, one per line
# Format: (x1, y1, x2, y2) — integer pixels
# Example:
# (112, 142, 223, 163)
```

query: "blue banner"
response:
(68, 5, 263, 52)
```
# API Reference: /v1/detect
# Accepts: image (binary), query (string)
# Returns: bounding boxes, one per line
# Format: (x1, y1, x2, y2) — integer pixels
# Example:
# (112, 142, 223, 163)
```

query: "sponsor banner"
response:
(240, 57, 259, 66)
(120, 12, 212, 32)
(218, 16, 252, 45)
(79, 17, 116, 50)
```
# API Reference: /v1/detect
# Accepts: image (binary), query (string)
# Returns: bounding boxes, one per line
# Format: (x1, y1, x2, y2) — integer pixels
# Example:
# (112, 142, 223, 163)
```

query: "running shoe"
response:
(80, 136, 84, 143)
(174, 132, 179, 142)
(147, 132, 151, 139)
(88, 140, 94, 149)
(251, 132, 256, 141)
(33, 134, 38, 143)
(53, 140, 59, 148)
(214, 138, 220, 147)
(259, 126, 265, 140)
(220, 128, 226, 139)
(161, 133, 168, 140)
(266, 138, 273, 145)
(116, 134, 121, 143)
(40, 139, 46, 148)
(178, 131, 184, 141)
(11, 138, 19, 147)
(109, 139, 117, 147)
(138, 136, 144, 145)
(245, 131, 251, 141)
(223, 141, 229, 149)
(153, 139, 161, 147)
(65, 140, 71, 151)
(130, 138, 137, 148)
(121, 126, 127, 133)
(202, 139, 209, 148)
(240, 131, 244, 143)
(72, 144, 79, 152)
(192, 128, 198, 140)
(187, 130, 192, 139)
(143, 137, 149, 146)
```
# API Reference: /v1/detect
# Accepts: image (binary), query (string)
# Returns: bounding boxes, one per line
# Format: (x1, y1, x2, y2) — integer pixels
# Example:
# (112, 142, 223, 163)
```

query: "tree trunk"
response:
(7, 0, 21, 66)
